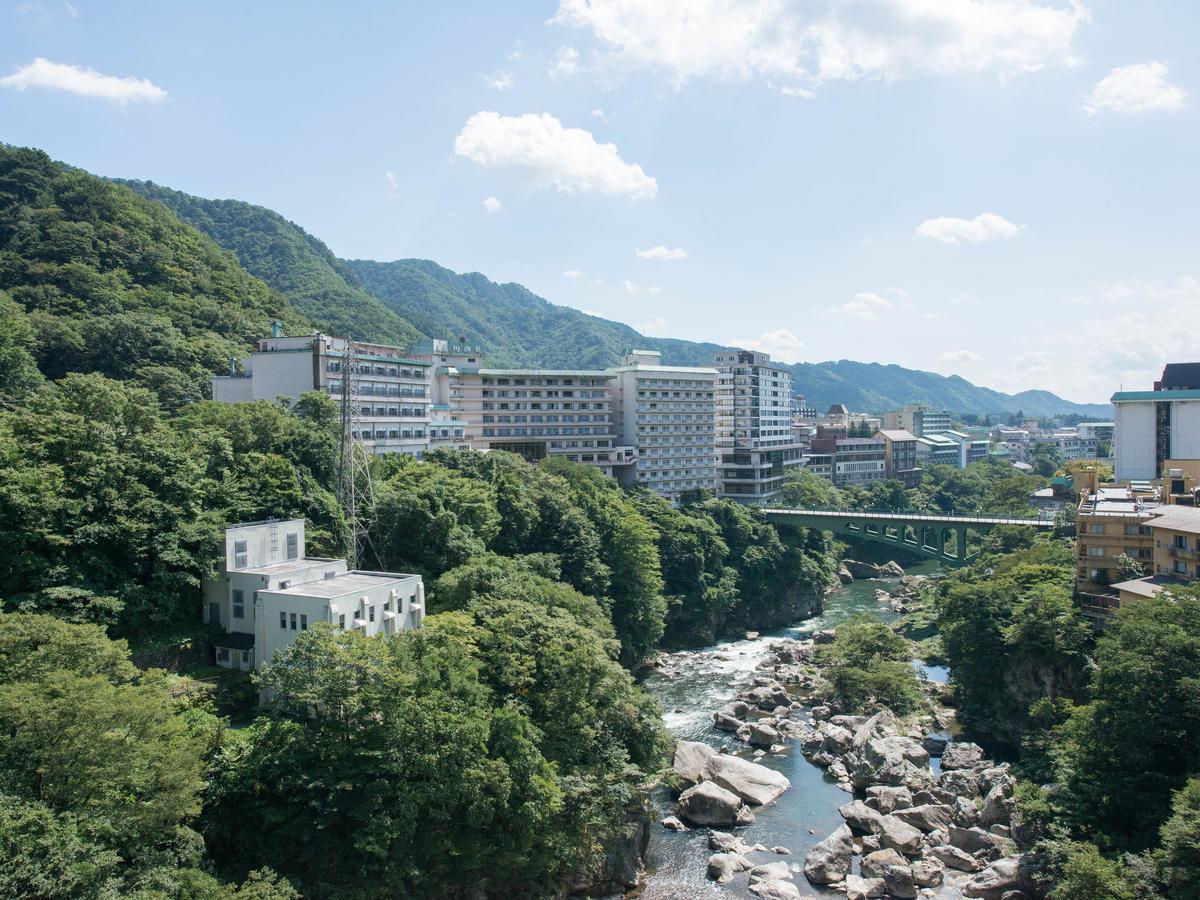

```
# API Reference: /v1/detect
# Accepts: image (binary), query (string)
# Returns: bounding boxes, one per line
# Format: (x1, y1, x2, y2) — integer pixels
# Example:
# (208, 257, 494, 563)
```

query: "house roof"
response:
(1111, 575, 1188, 599)
(213, 632, 255, 650)
(877, 429, 917, 442)
(1159, 363, 1200, 391)
(259, 571, 419, 601)
(1145, 506, 1200, 535)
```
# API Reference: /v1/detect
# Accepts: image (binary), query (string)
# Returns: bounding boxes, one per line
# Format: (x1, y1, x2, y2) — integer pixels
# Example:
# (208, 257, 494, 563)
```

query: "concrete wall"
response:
(1114, 401, 1156, 481)
(224, 519, 306, 571)
(1170, 400, 1200, 461)
(211, 376, 253, 402)
(250, 350, 316, 401)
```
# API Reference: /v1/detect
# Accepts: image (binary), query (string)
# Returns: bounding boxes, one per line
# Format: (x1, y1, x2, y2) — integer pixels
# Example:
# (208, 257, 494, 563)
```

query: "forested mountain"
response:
(120, 180, 421, 348)
(111, 179, 1106, 416)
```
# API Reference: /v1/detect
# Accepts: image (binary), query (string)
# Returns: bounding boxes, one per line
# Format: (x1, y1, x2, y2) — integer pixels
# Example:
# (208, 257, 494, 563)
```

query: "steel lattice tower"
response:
(336, 337, 378, 570)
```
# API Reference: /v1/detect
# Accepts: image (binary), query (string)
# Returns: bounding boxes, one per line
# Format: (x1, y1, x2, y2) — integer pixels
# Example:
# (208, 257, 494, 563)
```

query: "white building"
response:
(203, 519, 424, 672)
(211, 329, 434, 456)
(936, 430, 990, 468)
(1113, 364, 1200, 482)
(713, 349, 805, 502)
(610, 350, 719, 504)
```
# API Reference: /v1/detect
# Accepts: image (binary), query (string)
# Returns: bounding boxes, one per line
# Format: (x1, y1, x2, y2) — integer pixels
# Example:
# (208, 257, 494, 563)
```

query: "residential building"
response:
(885, 403, 954, 437)
(831, 436, 887, 487)
(203, 519, 424, 672)
(713, 350, 805, 502)
(211, 329, 433, 456)
(1112, 363, 1200, 481)
(938, 430, 990, 468)
(1110, 505, 1200, 608)
(1163, 459, 1200, 506)
(823, 404, 850, 428)
(915, 433, 962, 468)
(610, 350, 719, 504)
(875, 429, 921, 487)
(1074, 484, 1159, 596)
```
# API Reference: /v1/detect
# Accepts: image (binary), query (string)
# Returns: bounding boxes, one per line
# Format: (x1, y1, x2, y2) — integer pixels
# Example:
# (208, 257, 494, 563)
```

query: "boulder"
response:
(845, 873, 886, 900)
(748, 881, 803, 900)
(810, 704, 831, 721)
(949, 825, 1003, 856)
(839, 799, 883, 834)
(736, 805, 757, 826)
(844, 559, 884, 579)
(866, 785, 913, 814)
(820, 723, 855, 755)
(705, 752, 791, 805)
(962, 857, 1021, 899)
(953, 795, 981, 827)
(813, 627, 838, 644)
(861, 848, 907, 878)
(803, 824, 853, 884)
(941, 741, 987, 771)
(940, 769, 981, 798)
(932, 843, 982, 872)
(922, 734, 949, 756)
(673, 740, 716, 783)
(837, 565, 854, 584)
(852, 737, 934, 792)
(893, 803, 955, 833)
(912, 858, 945, 888)
(852, 709, 901, 748)
(980, 781, 1015, 829)
(713, 711, 744, 732)
(880, 560, 906, 577)
(877, 814, 924, 856)
(677, 781, 743, 827)
(659, 815, 687, 831)
(977, 764, 1013, 797)
(708, 831, 744, 852)
(881, 863, 918, 899)
(743, 721, 784, 748)
(707, 851, 751, 884)
(748, 861, 793, 883)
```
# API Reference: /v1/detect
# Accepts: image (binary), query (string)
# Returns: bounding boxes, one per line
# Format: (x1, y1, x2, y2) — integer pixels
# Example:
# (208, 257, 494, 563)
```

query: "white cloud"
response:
(732, 328, 805, 363)
(916, 213, 1021, 244)
(482, 196, 503, 213)
(635, 244, 688, 260)
(1085, 61, 1185, 114)
(483, 70, 515, 90)
(454, 111, 657, 199)
(639, 315, 669, 333)
(591, 108, 607, 120)
(550, 45, 580, 77)
(940, 349, 984, 364)
(550, 0, 1088, 92)
(64, 1, 79, 17)
(772, 82, 816, 99)
(830, 291, 892, 321)
(624, 279, 640, 293)
(0, 57, 167, 104)
(563, 269, 583, 278)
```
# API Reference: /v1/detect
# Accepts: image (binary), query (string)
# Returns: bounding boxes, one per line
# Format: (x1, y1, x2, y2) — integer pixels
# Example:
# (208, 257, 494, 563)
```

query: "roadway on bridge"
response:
(760, 508, 1055, 528)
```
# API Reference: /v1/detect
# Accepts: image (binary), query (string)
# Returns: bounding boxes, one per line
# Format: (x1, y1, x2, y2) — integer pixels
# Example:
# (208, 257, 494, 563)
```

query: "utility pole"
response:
(336, 337, 378, 570)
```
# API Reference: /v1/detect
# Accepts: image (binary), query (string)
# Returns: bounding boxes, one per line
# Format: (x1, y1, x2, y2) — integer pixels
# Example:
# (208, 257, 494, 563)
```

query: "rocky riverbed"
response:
(634, 562, 1043, 900)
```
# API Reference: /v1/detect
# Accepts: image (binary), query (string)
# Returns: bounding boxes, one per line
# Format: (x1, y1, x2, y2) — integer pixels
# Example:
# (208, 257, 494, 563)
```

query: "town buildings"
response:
(713, 350, 805, 502)
(1113, 363, 1200, 481)
(203, 519, 424, 672)
(884, 403, 953, 437)
(875, 429, 921, 487)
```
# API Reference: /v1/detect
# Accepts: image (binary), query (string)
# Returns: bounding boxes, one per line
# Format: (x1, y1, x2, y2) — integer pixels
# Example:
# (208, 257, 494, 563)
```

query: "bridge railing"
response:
(760, 506, 1057, 525)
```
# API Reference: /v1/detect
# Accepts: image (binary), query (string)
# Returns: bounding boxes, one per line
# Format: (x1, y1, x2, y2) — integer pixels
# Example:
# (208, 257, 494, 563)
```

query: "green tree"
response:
(1157, 776, 1200, 897)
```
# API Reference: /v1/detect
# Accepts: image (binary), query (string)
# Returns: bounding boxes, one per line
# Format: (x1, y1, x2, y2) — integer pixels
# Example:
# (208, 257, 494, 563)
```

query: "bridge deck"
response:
(760, 508, 1055, 528)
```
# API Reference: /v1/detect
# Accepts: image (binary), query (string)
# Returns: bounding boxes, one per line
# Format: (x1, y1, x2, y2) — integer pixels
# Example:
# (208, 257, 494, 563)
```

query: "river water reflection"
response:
(636, 560, 943, 899)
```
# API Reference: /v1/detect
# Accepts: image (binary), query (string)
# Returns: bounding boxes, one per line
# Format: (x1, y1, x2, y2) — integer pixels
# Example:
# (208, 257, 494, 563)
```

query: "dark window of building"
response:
(232, 589, 245, 619)
(217, 647, 229, 662)
(289, 612, 297, 630)
(233, 539, 248, 569)
(279, 611, 286, 629)
(286, 532, 299, 560)
(338, 614, 346, 629)
(369, 605, 375, 623)
(300, 614, 308, 631)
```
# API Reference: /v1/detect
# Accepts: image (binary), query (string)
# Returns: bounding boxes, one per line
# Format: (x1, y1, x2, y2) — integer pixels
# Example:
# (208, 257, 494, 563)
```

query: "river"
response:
(636, 560, 944, 898)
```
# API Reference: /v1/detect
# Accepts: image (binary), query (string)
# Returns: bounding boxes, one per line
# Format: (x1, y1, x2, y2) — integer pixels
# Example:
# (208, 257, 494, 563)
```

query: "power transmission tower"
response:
(336, 337, 378, 570)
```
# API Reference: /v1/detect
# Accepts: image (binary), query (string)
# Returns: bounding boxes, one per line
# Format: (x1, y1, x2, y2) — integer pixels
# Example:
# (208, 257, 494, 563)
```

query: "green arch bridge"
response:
(760, 507, 1056, 567)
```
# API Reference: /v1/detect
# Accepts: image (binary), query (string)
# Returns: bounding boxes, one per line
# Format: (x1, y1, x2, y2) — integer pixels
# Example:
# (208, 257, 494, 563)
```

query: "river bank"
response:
(635, 562, 943, 898)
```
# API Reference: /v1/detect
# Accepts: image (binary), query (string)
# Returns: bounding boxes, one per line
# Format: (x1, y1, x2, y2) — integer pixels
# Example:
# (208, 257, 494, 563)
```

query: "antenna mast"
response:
(336, 337, 377, 569)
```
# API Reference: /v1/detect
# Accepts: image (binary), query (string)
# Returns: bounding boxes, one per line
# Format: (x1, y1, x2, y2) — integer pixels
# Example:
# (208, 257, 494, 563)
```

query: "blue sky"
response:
(3, 1, 1197, 403)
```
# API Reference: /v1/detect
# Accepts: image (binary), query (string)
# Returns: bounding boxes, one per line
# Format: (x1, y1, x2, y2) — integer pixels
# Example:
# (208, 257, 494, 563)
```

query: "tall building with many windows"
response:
(712, 349, 804, 502)
(211, 330, 433, 456)
(1112, 363, 1200, 482)
(610, 350, 719, 503)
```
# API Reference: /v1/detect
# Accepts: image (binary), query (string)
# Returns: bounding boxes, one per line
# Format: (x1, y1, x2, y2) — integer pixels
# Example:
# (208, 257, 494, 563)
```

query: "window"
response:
(232, 589, 245, 619)
(217, 647, 229, 662)
(1089, 524, 1105, 535)
(233, 539, 248, 569)
(369, 605, 375, 623)
(290, 612, 297, 631)
(279, 611, 287, 629)
(1175, 560, 1189, 575)
(1175, 535, 1189, 550)
(1089, 547, 1105, 557)
(300, 614, 308, 631)
(286, 532, 299, 560)
(338, 614, 346, 629)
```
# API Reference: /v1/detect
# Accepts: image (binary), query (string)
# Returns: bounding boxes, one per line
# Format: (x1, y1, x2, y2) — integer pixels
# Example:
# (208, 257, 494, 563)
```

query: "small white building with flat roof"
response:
(203, 518, 423, 672)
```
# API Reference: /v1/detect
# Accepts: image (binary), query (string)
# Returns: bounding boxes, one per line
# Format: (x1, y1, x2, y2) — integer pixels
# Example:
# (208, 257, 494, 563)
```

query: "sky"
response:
(2, 1, 1198, 403)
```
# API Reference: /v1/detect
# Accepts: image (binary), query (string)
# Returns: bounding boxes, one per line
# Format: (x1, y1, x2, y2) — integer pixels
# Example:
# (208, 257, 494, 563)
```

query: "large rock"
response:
(803, 824, 854, 884)
(880, 560, 906, 577)
(677, 781, 743, 827)
(845, 873, 886, 899)
(713, 711, 744, 732)
(672, 741, 790, 805)
(912, 858, 945, 888)
(949, 825, 1003, 856)
(749, 880, 803, 900)
(940, 768, 981, 798)
(839, 799, 883, 834)
(953, 795, 981, 827)
(861, 848, 907, 878)
(707, 851, 751, 883)
(748, 861, 793, 883)
(877, 814, 924, 856)
(844, 559, 884, 578)
(853, 709, 901, 748)
(708, 831, 745, 852)
(881, 863, 918, 899)
(941, 741, 987, 771)
(852, 737, 934, 792)
(931, 843, 983, 872)
(741, 721, 784, 748)
(837, 565, 854, 584)
(866, 785, 913, 814)
(980, 780, 1015, 828)
(819, 723, 855, 755)
(962, 857, 1021, 899)
(893, 803, 954, 833)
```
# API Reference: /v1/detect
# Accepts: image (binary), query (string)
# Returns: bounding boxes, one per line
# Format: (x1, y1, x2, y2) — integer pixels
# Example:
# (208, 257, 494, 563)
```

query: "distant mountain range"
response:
(121, 179, 1111, 419)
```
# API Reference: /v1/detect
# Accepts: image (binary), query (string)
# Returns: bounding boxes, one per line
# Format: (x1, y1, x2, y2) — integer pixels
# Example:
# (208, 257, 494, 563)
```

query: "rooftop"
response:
(238, 557, 339, 576)
(1111, 574, 1189, 599)
(259, 570, 418, 600)
(1145, 506, 1200, 535)
(1112, 389, 1200, 402)
(877, 429, 917, 442)
(1158, 362, 1200, 391)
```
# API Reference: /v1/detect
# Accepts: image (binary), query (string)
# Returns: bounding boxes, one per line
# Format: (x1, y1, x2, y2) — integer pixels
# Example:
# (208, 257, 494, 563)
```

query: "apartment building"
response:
(916, 433, 962, 468)
(211, 329, 433, 456)
(1074, 485, 1159, 595)
(876, 429, 921, 487)
(713, 349, 805, 502)
(884, 403, 953, 437)
(203, 519, 424, 672)
(939, 430, 990, 468)
(1112, 363, 1200, 481)
(832, 437, 887, 487)
(609, 350, 718, 503)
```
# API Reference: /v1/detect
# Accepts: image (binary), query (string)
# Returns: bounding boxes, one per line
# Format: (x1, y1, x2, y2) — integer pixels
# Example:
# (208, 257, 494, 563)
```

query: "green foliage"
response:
(1157, 776, 1200, 897)
(778, 468, 845, 508)
(1043, 841, 1135, 900)
(122, 180, 421, 349)
(817, 615, 925, 714)
(0, 291, 43, 399)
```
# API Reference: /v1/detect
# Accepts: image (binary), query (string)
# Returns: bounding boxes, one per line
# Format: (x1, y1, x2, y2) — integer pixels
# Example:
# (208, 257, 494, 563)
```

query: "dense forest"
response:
(0, 144, 837, 897)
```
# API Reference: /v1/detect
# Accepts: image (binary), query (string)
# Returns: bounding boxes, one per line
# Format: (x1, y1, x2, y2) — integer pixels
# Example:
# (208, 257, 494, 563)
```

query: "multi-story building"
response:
(211, 329, 433, 456)
(832, 436, 887, 487)
(203, 519, 424, 672)
(875, 429, 921, 487)
(713, 350, 805, 502)
(885, 403, 954, 437)
(1113, 363, 1200, 481)
(1074, 484, 1160, 595)
(610, 350, 719, 503)
(1110, 505, 1200, 610)
(938, 430, 990, 468)
(916, 433, 962, 468)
